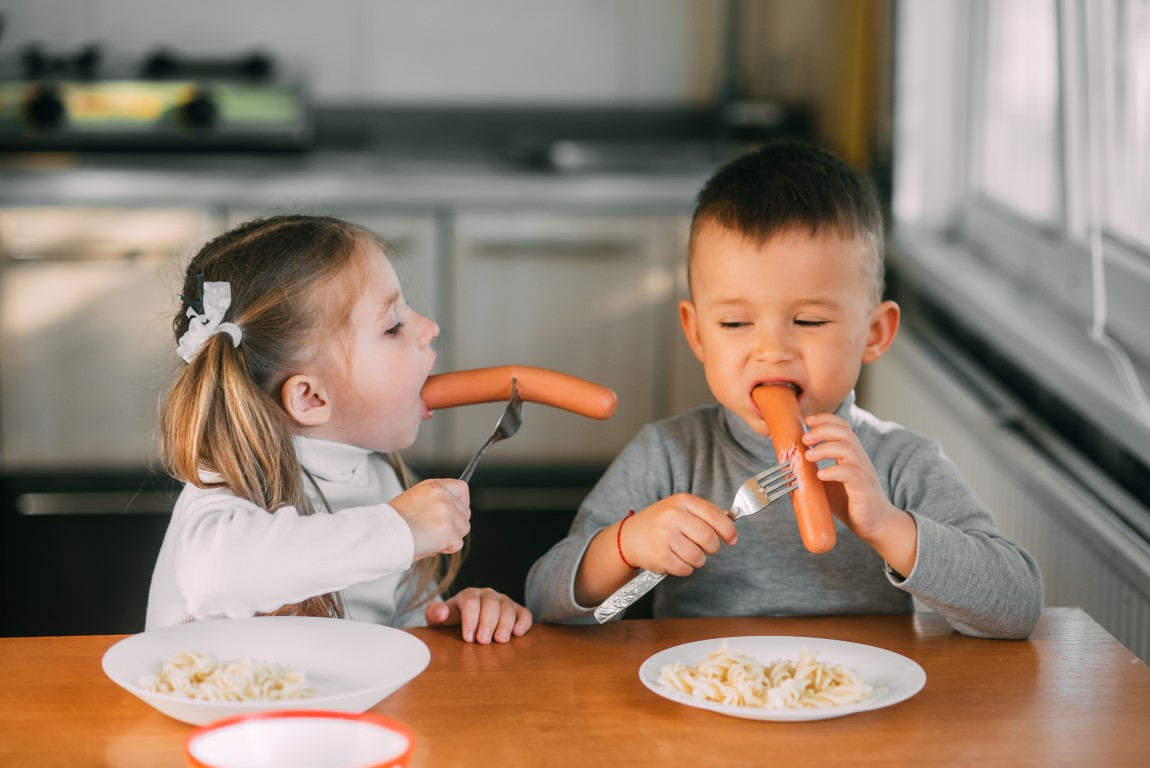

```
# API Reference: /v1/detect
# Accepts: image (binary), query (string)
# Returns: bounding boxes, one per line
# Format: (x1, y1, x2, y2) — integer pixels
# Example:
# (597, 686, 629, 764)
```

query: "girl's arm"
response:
(172, 488, 415, 619)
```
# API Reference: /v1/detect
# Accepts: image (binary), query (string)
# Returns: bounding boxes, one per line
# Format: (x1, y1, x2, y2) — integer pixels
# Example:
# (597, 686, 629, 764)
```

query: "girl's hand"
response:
(622, 494, 738, 577)
(802, 413, 917, 574)
(425, 587, 533, 643)
(389, 479, 471, 560)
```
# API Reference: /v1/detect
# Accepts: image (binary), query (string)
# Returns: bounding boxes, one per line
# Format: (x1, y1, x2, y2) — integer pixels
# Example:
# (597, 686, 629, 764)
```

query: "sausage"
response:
(422, 366, 618, 420)
(752, 385, 837, 554)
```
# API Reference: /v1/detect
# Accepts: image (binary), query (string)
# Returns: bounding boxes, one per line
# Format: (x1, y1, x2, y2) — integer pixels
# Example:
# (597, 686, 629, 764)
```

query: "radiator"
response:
(862, 328, 1150, 662)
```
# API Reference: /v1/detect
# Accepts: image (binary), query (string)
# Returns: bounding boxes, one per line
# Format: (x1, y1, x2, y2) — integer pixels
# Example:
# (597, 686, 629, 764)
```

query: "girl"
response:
(146, 214, 532, 644)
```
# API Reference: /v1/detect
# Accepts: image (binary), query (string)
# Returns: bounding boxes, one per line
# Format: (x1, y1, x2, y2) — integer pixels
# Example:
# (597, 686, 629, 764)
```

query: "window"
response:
(892, 0, 1150, 489)
(1102, 0, 1150, 251)
(974, 0, 1062, 226)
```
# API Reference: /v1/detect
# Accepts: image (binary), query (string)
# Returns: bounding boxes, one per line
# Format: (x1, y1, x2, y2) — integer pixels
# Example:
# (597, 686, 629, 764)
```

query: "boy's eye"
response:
(795, 318, 829, 327)
(719, 321, 750, 329)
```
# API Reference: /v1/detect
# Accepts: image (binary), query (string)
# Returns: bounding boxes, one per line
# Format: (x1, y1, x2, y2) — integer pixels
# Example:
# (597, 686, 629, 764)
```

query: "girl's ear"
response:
(281, 374, 332, 426)
(679, 299, 705, 362)
(862, 300, 901, 365)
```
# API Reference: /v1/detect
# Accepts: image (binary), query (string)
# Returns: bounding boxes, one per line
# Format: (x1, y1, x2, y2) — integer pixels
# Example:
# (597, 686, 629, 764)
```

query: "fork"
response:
(592, 463, 797, 623)
(458, 379, 523, 483)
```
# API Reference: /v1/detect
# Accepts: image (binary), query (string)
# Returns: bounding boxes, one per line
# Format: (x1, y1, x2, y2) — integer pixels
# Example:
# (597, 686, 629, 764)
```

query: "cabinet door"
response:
(665, 216, 715, 415)
(0, 207, 219, 469)
(446, 213, 675, 465)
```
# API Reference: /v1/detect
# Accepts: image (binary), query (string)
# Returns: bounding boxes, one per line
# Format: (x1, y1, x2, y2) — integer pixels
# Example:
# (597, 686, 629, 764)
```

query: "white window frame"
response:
(891, 0, 1150, 468)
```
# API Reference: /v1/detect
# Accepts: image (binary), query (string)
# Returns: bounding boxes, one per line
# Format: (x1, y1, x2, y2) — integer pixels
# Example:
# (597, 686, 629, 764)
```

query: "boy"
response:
(525, 141, 1042, 638)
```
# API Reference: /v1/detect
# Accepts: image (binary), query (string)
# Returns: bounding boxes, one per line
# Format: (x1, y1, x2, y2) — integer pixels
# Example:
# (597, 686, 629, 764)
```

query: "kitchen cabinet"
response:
(443, 212, 701, 466)
(0, 207, 219, 470)
(0, 207, 219, 636)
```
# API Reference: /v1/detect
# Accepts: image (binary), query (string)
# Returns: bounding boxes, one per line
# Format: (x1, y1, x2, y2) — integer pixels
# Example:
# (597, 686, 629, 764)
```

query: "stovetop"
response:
(0, 44, 314, 152)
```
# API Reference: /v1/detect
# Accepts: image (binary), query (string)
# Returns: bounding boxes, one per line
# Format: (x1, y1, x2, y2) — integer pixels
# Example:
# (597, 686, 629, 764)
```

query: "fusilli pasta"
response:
(658, 642, 871, 710)
(139, 650, 316, 702)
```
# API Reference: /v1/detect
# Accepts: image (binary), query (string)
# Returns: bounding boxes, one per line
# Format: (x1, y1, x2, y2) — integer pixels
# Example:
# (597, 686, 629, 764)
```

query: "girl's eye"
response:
(795, 319, 829, 327)
(385, 321, 406, 337)
(719, 321, 750, 329)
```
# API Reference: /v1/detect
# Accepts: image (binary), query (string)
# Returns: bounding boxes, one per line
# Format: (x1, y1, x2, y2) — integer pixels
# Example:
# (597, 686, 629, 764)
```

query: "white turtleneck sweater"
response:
(145, 436, 421, 629)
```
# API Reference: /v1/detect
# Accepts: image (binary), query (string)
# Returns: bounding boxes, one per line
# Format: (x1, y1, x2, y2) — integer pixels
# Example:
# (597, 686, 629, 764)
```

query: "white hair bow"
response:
(176, 281, 243, 363)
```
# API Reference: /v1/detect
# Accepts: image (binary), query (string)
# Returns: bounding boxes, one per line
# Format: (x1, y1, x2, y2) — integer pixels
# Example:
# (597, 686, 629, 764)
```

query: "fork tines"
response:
(756, 463, 797, 501)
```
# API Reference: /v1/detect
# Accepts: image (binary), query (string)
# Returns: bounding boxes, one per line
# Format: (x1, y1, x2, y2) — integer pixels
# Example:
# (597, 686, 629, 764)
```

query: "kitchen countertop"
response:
(0, 106, 767, 212)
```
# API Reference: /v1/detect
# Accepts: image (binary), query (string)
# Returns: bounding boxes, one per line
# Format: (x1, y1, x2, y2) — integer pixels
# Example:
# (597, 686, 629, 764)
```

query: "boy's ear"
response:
(679, 299, 705, 362)
(280, 374, 332, 427)
(862, 300, 901, 364)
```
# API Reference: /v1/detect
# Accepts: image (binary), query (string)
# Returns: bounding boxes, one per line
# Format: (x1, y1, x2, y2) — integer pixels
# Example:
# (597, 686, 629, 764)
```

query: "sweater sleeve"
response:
(173, 488, 415, 620)
(879, 431, 1044, 639)
(526, 424, 676, 624)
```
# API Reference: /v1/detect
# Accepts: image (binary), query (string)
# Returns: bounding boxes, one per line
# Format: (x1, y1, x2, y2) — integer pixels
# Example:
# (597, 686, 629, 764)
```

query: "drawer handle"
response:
(16, 491, 174, 516)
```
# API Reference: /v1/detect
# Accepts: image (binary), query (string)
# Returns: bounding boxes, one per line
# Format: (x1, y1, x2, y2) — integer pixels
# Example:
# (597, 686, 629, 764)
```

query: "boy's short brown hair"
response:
(689, 140, 886, 306)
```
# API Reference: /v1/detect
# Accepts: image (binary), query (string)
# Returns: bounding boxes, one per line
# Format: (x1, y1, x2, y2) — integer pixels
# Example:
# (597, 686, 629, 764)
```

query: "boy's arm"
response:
(572, 495, 736, 606)
(573, 524, 636, 607)
(823, 480, 919, 578)
(852, 418, 1043, 638)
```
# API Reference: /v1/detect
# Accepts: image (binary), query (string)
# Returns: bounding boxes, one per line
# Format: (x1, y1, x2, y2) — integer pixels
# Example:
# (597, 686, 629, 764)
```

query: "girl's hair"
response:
(162, 214, 459, 619)
(689, 140, 886, 306)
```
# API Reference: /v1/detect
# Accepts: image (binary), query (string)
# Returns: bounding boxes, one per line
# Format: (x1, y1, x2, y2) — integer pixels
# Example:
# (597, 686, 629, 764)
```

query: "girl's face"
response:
(309, 244, 440, 453)
(679, 220, 898, 437)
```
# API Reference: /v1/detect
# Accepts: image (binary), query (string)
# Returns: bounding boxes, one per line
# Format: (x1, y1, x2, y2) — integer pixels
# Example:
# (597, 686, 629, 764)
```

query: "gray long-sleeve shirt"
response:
(526, 397, 1043, 639)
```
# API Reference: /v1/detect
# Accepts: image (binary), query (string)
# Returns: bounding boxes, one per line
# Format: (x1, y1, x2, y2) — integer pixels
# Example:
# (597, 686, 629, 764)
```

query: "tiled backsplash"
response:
(1, 0, 723, 105)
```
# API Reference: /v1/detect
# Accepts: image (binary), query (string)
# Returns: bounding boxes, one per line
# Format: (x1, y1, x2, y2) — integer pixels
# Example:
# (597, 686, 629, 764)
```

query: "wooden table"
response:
(2, 608, 1148, 767)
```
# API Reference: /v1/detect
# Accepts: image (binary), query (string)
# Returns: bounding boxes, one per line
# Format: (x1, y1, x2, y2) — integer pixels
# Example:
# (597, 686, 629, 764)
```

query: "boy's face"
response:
(680, 220, 899, 437)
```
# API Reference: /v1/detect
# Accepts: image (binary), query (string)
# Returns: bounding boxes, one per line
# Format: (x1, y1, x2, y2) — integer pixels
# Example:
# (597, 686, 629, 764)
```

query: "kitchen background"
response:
(2, 0, 1148, 663)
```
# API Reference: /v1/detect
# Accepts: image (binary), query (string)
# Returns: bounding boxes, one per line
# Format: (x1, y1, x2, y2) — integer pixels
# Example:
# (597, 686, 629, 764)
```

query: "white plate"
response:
(103, 616, 430, 726)
(639, 636, 926, 722)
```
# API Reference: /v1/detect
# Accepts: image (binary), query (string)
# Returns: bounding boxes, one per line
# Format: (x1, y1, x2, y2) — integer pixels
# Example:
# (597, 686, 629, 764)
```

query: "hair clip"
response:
(176, 279, 243, 363)
(179, 272, 206, 316)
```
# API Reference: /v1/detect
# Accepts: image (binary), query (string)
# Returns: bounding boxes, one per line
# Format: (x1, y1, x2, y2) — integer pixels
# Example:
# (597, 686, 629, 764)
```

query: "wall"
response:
(1, 0, 893, 163)
(1, 0, 723, 105)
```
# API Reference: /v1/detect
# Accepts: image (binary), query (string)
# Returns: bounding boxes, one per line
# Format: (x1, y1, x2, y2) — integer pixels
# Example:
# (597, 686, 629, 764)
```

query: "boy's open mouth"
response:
(750, 381, 802, 416)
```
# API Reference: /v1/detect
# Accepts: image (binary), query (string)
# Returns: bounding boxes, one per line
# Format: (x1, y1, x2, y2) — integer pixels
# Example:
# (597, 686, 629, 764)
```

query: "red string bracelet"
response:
(617, 510, 637, 569)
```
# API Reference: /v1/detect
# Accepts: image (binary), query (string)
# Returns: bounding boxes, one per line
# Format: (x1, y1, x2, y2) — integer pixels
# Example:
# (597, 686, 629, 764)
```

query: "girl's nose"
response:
(417, 313, 440, 347)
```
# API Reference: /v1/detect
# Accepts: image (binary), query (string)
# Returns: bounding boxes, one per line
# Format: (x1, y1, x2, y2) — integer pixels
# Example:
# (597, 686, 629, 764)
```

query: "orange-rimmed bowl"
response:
(186, 710, 413, 768)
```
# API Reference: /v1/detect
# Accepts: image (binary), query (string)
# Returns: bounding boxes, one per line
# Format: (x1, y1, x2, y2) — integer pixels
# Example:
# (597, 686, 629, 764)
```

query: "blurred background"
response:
(0, 0, 1147, 661)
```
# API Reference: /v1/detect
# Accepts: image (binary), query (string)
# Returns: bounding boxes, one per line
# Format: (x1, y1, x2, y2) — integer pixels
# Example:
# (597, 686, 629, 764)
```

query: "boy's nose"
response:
(753, 328, 795, 362)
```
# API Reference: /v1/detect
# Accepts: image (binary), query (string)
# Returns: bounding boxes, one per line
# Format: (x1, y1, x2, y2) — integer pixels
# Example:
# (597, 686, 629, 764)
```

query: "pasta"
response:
(139, 650, 316, 702)
(658, 642, 871, 710)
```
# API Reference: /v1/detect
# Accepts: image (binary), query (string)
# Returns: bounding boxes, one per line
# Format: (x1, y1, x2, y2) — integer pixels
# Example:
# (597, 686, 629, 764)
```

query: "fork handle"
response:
(593, 569, 667, 623)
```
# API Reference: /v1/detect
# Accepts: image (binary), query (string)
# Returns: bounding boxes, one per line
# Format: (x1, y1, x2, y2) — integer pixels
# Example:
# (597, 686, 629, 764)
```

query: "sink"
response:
(509, 139, 748, 174)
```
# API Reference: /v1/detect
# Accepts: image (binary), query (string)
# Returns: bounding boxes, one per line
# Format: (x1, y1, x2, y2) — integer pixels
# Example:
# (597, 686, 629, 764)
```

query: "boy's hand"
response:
(623, 494, 738, 577)
(425, 587, 533, 643)
(802, 413, 918, 574)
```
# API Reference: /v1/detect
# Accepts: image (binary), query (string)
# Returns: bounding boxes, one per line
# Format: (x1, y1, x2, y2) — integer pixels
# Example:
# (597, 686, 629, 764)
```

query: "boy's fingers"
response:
(689, 500, 738, 544)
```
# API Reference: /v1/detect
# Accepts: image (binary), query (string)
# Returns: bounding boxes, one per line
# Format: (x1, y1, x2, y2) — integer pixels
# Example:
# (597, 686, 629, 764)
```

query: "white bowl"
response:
(185, 710, 413, 768)
(103, 616, 430, 726)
